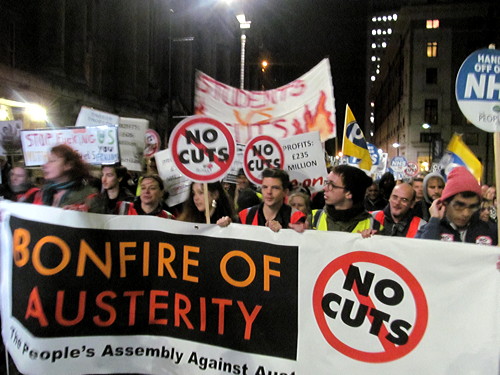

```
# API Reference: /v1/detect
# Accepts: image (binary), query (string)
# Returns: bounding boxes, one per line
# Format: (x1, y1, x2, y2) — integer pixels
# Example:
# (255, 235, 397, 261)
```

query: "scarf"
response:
(42, 180, 77, 206)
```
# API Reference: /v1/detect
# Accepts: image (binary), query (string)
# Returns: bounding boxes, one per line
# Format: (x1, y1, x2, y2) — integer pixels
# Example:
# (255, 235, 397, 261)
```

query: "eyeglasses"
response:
(323, 181, 346, 191)
(450, 200, 480, 212)
(389, 194, 411, 205)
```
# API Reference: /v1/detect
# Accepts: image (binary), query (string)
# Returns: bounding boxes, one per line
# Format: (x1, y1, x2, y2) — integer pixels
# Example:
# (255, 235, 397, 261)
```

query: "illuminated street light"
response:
(236, 14, 251, 89)
(261, 60, 268, 72)
(392, 142, 400, 148)
(422, 123, 432, 165)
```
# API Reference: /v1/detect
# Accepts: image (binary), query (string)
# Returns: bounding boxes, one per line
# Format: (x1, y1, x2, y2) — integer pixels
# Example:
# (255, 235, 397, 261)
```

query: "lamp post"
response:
(236, 14, 251, 90)
(422, 123, 432, 167)
(392, 142, 400, 156)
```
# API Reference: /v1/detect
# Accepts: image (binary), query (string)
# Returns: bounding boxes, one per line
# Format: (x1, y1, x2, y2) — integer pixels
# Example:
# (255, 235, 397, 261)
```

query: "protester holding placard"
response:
(87, 164, 134, 214)
(238, 168, 306, 232)
(311, 165, 378, 233)
(32, 144, 97, 209)
(416, 167, 497, 245)
(178, 181, 235, 226)
(116, 174, 175, 219)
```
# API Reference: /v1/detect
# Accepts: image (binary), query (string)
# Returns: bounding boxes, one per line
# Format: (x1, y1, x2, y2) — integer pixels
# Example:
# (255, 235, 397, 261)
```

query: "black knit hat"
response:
(332, 165, 373, 204)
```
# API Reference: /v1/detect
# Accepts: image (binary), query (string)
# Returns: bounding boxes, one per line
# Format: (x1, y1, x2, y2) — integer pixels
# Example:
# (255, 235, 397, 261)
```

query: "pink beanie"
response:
(440, 166, 481, 201)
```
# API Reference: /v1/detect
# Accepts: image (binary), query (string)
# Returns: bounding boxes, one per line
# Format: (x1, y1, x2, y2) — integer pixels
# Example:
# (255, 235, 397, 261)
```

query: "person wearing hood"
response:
(416, 167, 497, 245)
(311, 165, 378, 233)
(413, 171, 445, 221)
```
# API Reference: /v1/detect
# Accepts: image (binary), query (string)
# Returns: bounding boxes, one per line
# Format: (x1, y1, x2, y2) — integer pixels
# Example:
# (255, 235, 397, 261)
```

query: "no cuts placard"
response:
(168, 116, 236, 183)
(243, 135, 284, 185)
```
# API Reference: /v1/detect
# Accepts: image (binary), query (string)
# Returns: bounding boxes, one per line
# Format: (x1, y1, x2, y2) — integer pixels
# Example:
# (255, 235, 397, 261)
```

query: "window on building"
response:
(424, 99, 438, 124)
(426, 68, 438, 84)
(426, 42, 438, 58)
(426, 19, 440, 29)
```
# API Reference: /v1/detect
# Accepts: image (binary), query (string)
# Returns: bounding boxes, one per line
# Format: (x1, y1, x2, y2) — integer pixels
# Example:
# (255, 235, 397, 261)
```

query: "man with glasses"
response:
(371, 183, 426, 238)
(311, 165, 377, 233)
(416, 167, 497, 245)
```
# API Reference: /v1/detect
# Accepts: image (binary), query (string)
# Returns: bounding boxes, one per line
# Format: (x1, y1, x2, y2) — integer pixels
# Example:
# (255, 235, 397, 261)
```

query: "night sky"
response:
(246, 0, 369, 136)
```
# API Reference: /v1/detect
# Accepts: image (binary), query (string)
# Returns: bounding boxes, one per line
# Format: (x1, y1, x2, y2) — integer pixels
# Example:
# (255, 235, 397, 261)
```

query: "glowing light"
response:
(26, 104, 47, 122)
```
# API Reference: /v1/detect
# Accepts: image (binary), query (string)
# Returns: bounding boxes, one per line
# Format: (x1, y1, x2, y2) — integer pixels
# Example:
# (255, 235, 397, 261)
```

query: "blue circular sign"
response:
(455, 48, 500, 132)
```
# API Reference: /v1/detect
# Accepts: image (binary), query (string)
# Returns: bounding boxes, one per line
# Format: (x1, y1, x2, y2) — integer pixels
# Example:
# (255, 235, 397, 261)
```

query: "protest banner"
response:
(194, 58, 336, 144)
(118, 117, 149, 172)
(0, 120, 23, 156)
(1, 201, 499, 375)
(20, 127, 120, 166)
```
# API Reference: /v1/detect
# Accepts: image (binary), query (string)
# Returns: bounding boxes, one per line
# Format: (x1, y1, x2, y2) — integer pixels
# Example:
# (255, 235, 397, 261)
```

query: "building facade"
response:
(0, 0, 240, 154)
(370, 1, 499, 181)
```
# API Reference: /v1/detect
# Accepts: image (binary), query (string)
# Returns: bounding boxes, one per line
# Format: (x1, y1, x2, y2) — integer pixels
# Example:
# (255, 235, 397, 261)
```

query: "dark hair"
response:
(50, 144, 90, 182)
(332, 165, 373, 204)
(411, 177, 423, 184)
(102, 164, 129, 181)
(140, 174, 164, 191)
(262, 168, 290, 190)
(179, 182, 236, 224)
(443, 191, 478, 204)
(236, 188, 261, 212)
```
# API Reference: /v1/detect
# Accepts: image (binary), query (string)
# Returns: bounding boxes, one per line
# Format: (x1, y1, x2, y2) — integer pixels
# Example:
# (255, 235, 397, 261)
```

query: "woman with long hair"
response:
(33, 144, 97, 209)
(178, 182, 235, 226)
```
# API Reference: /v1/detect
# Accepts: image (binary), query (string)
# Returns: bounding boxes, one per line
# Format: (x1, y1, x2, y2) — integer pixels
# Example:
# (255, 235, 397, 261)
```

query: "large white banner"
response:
(194, 58, 336, 144)
(1, 201, 499, 375)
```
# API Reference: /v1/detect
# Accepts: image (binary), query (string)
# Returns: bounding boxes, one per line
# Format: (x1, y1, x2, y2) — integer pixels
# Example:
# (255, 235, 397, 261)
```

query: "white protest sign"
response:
(75, 106, 119, 128)
(118, 117, 149, 172)
(154, 149, 191, 207)
(243, 135, 284, 185)
(0, 120, 23, 155)
(281, 131, 327, 193)
(20, 127, 120, 166)
(455, 48, 500, 132)
(168, 116, 236, 183)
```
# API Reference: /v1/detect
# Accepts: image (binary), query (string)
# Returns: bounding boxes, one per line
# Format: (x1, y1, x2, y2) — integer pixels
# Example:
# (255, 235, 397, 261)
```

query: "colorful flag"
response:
(342, 105, 372, 170)
(442, 133, 482, 181)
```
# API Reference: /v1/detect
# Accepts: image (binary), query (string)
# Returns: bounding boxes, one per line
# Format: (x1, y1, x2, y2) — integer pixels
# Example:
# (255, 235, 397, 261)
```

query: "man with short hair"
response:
(311, 165, 376, 233)
(88, 164, 134, 214)
(416, 167, 497, 245)
(413, 172, 445, 221)
(411, 177, 424, 202)
(239, 168, 305, 232)
(372, 183, 426, 238)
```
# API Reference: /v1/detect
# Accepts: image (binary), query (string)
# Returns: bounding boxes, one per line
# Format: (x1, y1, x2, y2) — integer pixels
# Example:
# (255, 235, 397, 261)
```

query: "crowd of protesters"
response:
(1, 144, 499, 247)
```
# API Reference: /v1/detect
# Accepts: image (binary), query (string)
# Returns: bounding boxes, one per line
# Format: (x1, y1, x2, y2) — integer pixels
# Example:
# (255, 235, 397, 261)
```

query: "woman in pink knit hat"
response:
(415, 166, 497, 245)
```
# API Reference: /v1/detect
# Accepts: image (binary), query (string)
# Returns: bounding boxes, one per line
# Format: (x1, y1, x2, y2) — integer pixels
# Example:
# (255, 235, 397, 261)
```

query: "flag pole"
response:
(493, 133, 500, 240)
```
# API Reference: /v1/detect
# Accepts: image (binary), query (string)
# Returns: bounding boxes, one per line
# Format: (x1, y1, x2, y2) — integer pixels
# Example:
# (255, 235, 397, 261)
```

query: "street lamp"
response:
(422, 123, 432, 166)
(392, 142, 400, 156)
(236, 14, 251, 90)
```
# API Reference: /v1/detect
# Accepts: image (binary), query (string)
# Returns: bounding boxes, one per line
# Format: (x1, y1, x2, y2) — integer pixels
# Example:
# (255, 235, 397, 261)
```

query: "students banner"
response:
(194, 58, 336, 144)
(1, 202, 499, 375)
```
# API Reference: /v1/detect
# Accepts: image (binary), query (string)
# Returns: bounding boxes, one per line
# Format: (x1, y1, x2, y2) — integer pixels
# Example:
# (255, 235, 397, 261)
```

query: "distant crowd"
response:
(0, 143, 498, 246)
